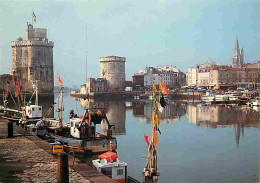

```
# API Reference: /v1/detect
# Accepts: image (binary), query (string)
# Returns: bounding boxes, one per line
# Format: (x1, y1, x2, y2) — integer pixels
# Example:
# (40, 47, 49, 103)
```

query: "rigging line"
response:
(28, 90, 36, 104)
(9, 93, 18, 109)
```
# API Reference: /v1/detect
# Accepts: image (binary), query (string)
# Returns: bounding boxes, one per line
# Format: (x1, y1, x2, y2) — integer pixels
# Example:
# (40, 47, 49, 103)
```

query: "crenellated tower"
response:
(11, 23, 54, 94)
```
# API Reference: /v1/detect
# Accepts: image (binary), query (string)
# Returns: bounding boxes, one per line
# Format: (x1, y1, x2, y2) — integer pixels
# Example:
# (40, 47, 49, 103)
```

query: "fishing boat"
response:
(36, 74, 117, 154)
(2, 108, 22, 122)
(37, 106, 117, 154)
(252, 98, 260, 106)
(201, 92, 215, 102)
(92, 151, 140, 183)
(1, 79, 43, 124)
(19, 82, 43, 125)
(215, 95, 229, 102)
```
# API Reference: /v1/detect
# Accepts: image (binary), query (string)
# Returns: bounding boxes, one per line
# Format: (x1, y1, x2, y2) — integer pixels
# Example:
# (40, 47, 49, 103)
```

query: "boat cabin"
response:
(92, 151, 127, 183)
(25, 105, 42, 119)
(70, 117, 96, 139)
(70, 118, 82, 138)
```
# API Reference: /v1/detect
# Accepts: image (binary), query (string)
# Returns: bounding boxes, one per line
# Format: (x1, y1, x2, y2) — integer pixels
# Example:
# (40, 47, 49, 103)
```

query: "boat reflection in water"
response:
(186, 104, 260, 148)
(79, 99, 126, 136)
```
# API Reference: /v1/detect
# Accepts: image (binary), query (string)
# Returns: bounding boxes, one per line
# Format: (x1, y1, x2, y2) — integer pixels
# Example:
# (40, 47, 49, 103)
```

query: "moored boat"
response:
(92, 151, 140, 183)
(252, 98, 260, 106)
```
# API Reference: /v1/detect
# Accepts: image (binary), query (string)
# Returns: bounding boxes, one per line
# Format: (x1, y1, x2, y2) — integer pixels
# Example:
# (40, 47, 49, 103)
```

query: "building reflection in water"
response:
(79, 99, 126, 135)
(132, 100, 187, 123)
(186, 104, 260, 148)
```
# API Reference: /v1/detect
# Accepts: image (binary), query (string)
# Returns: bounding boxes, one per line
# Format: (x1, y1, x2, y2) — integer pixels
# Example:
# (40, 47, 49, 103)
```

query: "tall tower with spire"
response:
(232, 36, 240, 68)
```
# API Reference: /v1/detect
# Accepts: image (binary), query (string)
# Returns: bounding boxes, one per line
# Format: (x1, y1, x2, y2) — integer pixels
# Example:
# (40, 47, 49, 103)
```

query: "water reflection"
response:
(186, 104, 260, 148)
(78, 99, 126, 135)
(132, 100, 187, 123)
(54, 96, 260, 182)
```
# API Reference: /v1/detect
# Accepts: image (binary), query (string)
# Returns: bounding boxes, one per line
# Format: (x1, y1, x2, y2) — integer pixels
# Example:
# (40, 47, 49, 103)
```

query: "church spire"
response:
(234, 36, 240, 53)
(232, 36, 241, 68)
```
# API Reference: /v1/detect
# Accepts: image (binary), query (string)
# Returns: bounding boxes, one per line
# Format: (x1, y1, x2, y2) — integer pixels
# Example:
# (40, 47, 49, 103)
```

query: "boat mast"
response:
(34, 81, 39, 106)
(59, 85, 63, 127)
(143, 82, 160, 183)
(57, 73, 63, 127)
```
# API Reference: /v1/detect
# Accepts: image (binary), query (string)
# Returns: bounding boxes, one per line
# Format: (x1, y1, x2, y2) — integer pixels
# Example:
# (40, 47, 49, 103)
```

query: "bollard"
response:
(57, 152, 69, 183)
(8, 121, 13, 138)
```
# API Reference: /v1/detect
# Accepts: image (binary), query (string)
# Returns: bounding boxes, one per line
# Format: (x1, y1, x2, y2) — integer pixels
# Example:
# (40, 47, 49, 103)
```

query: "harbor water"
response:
(31, 91, 260, 182)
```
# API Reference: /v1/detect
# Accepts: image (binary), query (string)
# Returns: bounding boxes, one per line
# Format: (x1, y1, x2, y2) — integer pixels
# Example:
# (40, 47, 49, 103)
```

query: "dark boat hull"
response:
(37, 130, 117, 154)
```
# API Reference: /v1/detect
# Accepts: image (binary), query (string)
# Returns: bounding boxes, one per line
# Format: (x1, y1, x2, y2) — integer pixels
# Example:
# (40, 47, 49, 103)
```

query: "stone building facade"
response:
(10, 23, 54, 94)
(99, 56, 126, 92)
(132, 74, 144, 91)
(132, 65, 186, 91)
(86, 78, 107, 94)
(186, 62, 260, 89)
(186, 38, 259, 89)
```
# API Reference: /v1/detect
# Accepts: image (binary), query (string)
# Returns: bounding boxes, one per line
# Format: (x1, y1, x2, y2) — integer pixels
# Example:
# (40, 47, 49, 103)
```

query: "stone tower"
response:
(240, 47, 244, 66)
(232, 36, 240, 68)
(11, 23, 54, 94)
(99, 56, 126, 92)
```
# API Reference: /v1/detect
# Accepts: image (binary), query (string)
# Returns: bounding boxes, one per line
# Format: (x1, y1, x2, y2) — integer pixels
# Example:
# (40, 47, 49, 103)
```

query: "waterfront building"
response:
(80, 84, 87, 94)
(132, 74, 144, 91)
(132, 65, 186, 91)
(86, 56, 126, 95)
(12, 23, 54, 94)
(99, 56, 126, 92)
(0, 23, 54, 94)
(86, 78, 107, 94)
(186, 38, 260, 89)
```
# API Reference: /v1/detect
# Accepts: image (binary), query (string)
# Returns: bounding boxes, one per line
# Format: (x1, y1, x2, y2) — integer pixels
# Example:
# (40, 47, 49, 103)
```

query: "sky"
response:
(0, 0, 259, 87)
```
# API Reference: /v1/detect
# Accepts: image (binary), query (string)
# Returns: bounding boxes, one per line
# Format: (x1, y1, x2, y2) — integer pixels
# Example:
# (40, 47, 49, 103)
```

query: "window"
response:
(101, 168, 112, 178)
(117, 169, 123, 175)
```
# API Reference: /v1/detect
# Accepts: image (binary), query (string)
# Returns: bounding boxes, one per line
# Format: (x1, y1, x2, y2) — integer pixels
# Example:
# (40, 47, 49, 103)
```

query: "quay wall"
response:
(0, 118, 116, 183)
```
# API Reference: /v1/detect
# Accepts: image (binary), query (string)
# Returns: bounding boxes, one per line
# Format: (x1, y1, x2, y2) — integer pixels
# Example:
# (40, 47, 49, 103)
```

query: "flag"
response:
(20, 93, 23, 101)
(152, 110, 160, 126)
(33, 11, 37, 22)
(151, 130, 159, 148)
(160, 95, 167, 108)
(5, 82, 9, 99)
(15, 82, 19, 97)
(19, 81, 23, 101)
(57, 73, 63, 85)
(152, 82, 157, 96)
(158, 104, 164, 113)
(159, 82, 163, 91)
(144, 135, 150, 146)
(161, 82, 168, 95)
